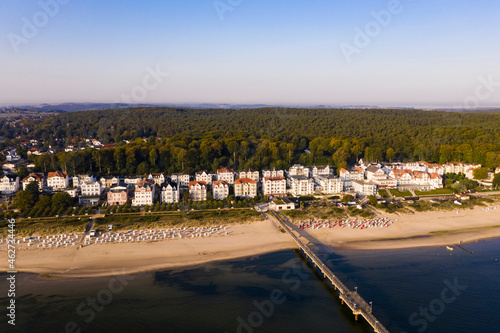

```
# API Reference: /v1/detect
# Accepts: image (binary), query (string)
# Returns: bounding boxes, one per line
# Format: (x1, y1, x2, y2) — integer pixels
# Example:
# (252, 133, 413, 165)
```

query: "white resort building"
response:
(212, 180, 229, 200)
(262, 176, 287, 197)
(132, 180, 155, 206)
(161, 182, 180, 204)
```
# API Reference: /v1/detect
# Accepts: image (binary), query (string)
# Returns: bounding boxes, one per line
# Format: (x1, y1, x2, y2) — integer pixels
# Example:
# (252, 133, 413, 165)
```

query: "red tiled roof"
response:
(48, 171, 67, 178)
(213, 180, 229, 187)
(189, 181, 207, 187)
(402, 169, 415, 177)
(23, 173, 44, 182)
(413, 171, 428, 179)
(135, 180, 154, 187)
(235, 178, 256, 184)
(217, 167, 234, 174)
(391, 169, 409, 179)
(263, 176, 285, 181)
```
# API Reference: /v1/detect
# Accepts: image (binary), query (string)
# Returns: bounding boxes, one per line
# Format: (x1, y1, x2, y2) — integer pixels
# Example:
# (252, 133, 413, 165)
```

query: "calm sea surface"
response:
(1, 238, 500, 333)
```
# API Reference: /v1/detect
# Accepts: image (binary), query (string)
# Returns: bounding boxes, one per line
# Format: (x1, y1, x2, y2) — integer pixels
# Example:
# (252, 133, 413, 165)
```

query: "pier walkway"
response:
(270, 211, 390, 333)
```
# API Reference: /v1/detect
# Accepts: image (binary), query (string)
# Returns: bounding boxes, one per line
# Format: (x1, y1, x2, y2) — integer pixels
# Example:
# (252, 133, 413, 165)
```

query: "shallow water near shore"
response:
(1, 238, 499, 333)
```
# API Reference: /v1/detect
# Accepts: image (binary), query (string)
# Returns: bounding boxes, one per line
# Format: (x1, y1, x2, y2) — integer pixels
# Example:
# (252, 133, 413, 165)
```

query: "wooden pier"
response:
(270, 211, 390, 333)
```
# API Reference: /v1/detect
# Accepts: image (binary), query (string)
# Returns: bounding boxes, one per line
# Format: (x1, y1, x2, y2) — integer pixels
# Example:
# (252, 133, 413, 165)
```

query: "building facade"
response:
(132, 181, 155, 206)
(234, 178, 257, 198)
(239, 170, 260, 183)
(314, 175, 343, 194)
(47, 171, 69, 189)
(100, 176, 121, 188)
(0, 175, 19, 194)
(170, 173, 190, 187)
(189, 181, 207, 201)
(22, 173, 45, 191)
(339, 167, 364, 191)
(161, 183, 180, 203)
(212, 180, 229, 200)
(262, 169, 284, 178)
(289, 164, 310, 177)
(390, 169, 413, 186)
(262, 176, 287, 197)
(64, 188, 78, 198)
(81, 181, 102, 197)
(365, 166, 397, 189)
(311, 165, 332, 178)
(148, 173, 165, 186)
(107, 186, 128, 206)
(290, 176, 315, 196)
(268, 197, 296, 211)
(352, 180, 377, 196)
(195, 171, 215, 185)
(217, 167, 235, 184)
(73, 175, 96, 188)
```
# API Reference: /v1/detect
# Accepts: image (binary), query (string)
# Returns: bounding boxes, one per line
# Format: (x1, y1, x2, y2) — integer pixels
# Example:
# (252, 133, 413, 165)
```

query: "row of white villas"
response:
(4, 162, 497, 204)
(357, 160, 483, 178)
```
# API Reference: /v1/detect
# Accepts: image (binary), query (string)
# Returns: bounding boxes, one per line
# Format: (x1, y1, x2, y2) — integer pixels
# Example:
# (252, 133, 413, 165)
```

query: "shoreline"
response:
(2, 220, 296, 278)
(2, 205, 499, 278)
(329, 226, 500, 251)
(301, 205, 500, 251)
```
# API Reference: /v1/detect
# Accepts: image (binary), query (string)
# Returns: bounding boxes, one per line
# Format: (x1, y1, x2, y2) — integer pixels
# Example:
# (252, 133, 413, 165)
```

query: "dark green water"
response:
(1, 238, 499, 333)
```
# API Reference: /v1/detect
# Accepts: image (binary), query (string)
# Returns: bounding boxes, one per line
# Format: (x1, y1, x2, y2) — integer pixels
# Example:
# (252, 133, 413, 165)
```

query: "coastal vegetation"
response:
(414, 188, 453, 196)
(0, 216, 89, 237)
(283, 200, 375, 221)
(389, 189, 412, 197)
(93, 209, 261, 232)
(0, 209, 261, 237)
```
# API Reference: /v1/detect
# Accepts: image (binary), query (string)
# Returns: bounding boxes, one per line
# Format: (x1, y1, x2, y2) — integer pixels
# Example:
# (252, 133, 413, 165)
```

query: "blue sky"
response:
(1, 0, 499, 107)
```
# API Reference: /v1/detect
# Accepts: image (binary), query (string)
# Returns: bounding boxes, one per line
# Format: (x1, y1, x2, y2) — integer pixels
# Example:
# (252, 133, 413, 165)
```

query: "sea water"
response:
(1, 238, 499, 333)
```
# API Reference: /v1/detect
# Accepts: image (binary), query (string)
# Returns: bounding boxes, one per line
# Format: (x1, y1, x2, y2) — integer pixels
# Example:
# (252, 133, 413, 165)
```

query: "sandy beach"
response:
(1, 220, 294, 277)
(300, 205, 500, 250)
(1, 204, 499, 277)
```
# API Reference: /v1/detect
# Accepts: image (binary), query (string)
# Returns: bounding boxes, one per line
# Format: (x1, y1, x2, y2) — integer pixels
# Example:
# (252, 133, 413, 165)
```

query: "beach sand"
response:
(300, 206, 500, 250)
(1, 205, 499, 277)
(1, 219, 294, 277)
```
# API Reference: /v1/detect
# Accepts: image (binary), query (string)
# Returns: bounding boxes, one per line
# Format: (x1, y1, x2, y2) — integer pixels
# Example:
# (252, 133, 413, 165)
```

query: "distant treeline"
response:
(2, 107, 500, 176)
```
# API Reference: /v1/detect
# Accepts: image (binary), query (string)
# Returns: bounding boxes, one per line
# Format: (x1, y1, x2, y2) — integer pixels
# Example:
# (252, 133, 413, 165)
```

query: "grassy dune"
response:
(1, 209, 262, 237)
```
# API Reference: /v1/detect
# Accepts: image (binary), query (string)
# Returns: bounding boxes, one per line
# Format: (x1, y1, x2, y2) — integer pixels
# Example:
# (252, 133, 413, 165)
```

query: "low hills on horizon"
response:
(1, 102, 500, 114)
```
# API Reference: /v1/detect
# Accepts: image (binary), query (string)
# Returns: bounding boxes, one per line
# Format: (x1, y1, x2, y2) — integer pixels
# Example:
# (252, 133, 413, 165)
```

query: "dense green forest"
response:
(2, 107, 500, 176)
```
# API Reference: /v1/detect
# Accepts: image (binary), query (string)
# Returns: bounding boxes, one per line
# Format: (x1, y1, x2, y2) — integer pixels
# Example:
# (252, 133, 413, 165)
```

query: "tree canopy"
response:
(472, 167, 489, 180)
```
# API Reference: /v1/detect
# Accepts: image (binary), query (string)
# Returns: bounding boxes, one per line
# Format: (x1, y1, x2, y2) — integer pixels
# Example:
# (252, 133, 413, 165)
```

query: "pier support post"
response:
(341, 299, 344, 305)
(355, 314, 358, 321)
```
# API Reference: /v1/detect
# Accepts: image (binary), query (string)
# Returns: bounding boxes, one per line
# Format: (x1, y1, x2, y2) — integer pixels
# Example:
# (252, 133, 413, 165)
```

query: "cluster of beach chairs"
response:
(2, 226, 231, 249)
(83, 226, 229, 245)
(482, 206, 499, 212)
(1, 234, 82, 248)
(296, 217, 393, 230)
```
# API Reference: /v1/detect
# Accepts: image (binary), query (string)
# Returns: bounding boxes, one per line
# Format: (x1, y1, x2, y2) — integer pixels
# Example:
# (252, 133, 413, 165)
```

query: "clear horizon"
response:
(2, 102, 500, 110)
(1, 0, 499, 108)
